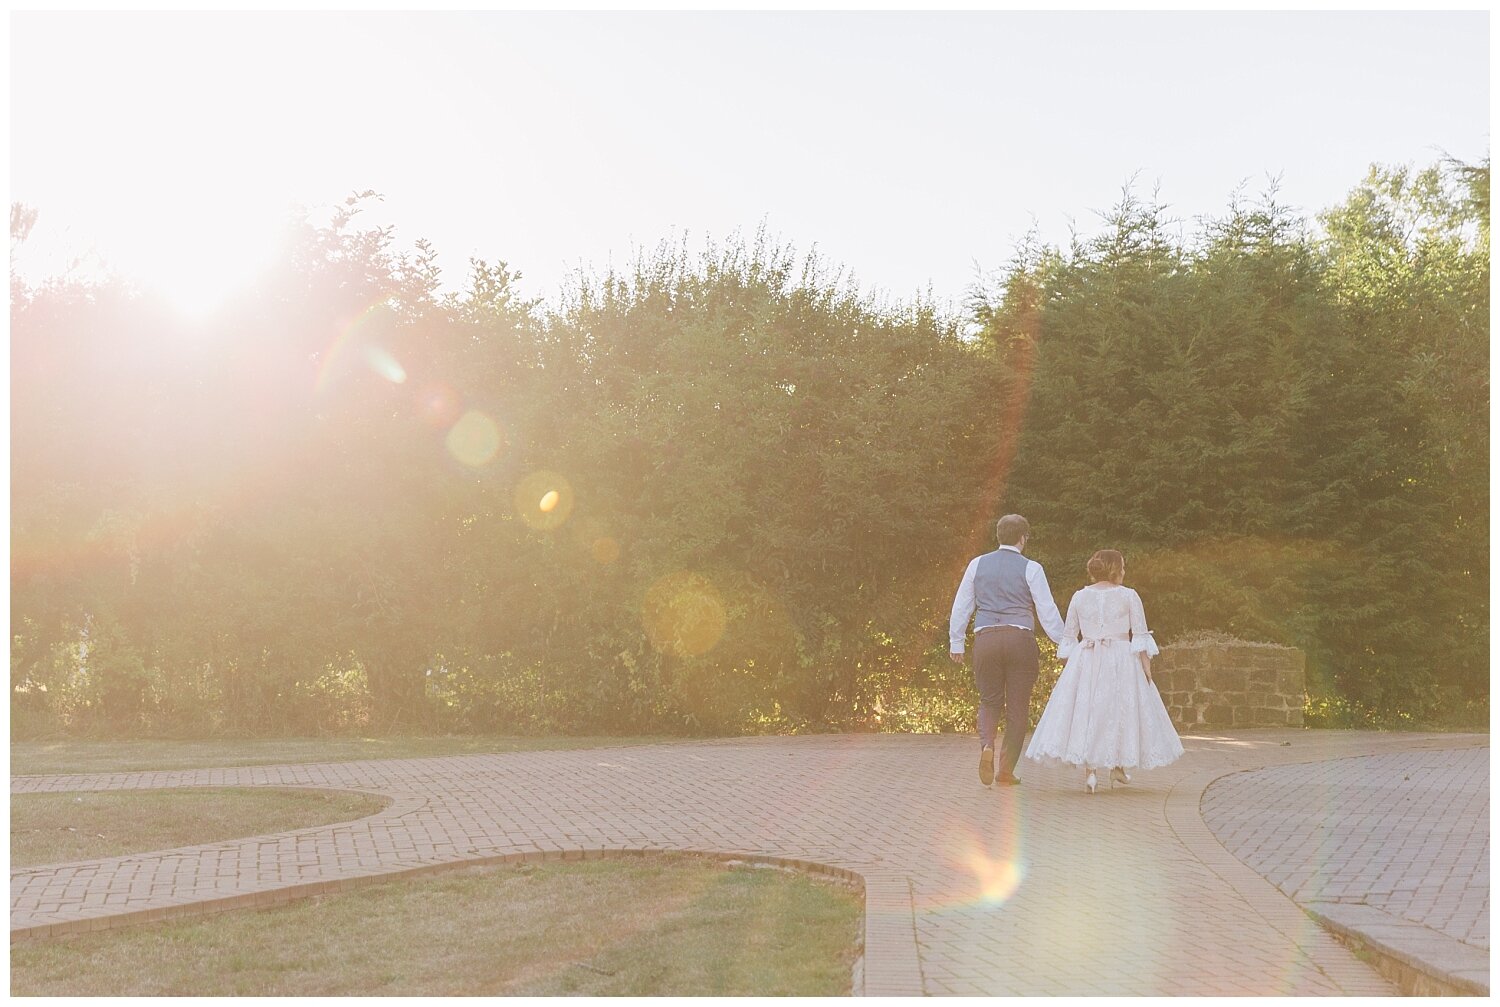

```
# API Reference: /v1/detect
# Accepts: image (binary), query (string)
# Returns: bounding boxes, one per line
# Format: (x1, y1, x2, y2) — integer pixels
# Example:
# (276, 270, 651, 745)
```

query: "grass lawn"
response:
(11, 735, 678, 776)
(11, 789, 389, 868)
(10, 856, 864, 996)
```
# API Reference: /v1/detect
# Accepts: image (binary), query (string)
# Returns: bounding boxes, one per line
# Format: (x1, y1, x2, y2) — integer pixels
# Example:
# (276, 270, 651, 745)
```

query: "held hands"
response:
(950, 651, 965, 665)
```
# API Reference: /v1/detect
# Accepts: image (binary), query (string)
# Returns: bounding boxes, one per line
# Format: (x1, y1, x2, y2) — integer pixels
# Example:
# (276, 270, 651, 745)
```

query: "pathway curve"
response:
(1203, 744, 1489, 994)
(12, 729, 1484, 995)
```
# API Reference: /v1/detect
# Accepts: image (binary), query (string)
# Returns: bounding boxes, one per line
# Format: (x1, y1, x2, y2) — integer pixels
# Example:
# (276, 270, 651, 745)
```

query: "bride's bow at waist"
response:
(1078, 635, 1131, 649)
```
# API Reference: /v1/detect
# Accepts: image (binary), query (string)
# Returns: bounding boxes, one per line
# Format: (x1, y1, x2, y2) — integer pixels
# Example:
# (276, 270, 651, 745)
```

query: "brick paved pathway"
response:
(11, 729, 1484, 995)
(1203, 744, 1489, 993)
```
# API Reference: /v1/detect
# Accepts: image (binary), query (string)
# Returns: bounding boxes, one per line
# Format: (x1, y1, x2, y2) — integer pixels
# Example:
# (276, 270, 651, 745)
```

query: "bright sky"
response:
(10, 11, 1491, 316)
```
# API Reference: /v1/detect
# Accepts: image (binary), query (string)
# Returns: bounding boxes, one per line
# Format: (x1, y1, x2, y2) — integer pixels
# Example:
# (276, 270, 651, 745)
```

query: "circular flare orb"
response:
(417, 383, 463, 429)
(642, 571, 728, 658)
(591, 537, 621, 564)
(445, 410, 503, 467)
(515, 471, 574, 530)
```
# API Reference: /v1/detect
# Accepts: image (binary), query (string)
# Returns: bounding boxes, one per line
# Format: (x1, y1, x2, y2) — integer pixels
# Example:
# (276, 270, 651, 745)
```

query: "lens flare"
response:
(962, 840, 1025, 905)
(642, 571, 728, 657)
(571, 517, 620, 565)
(937, 823, 1026, 911)
(592, 537, 621, 564)
(417, 382, 462, 429)
(362, 346, 407, 384)
(515, 471, 574, 530)
(445, 410, 503, 467)
(315, 301, 398, 394)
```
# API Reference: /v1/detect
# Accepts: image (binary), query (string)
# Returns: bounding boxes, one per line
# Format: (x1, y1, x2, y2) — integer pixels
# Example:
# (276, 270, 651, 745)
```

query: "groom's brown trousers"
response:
(973, 626, 1040, 779)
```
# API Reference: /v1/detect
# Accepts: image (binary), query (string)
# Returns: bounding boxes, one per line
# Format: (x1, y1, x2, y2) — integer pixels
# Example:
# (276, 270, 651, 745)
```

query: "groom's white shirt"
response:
(949, 545, 1067, 655)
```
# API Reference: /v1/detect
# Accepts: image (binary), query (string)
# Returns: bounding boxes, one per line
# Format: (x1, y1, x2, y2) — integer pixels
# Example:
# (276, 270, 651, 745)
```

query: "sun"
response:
(119, 200, 284, 319)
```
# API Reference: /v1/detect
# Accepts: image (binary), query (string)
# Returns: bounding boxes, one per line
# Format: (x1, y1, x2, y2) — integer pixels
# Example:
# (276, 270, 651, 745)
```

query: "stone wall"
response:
(1153, 638, 1305, 730)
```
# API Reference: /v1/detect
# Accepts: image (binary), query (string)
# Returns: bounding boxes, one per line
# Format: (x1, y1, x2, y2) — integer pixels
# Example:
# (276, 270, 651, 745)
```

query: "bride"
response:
(1024, 549, 1183, 792)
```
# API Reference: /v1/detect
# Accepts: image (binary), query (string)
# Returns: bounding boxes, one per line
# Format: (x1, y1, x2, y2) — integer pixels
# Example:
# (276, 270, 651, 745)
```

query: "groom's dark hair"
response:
(996, 514, 1030, 546)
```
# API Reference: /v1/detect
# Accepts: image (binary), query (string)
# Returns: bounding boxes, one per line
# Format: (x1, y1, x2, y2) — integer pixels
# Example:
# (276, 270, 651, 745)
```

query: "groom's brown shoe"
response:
(996, 774, 1021, 786)
(978, 746, 995, 787)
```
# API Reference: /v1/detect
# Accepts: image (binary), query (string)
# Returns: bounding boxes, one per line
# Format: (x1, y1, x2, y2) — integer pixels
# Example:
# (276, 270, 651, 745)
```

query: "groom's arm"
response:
(948, 557, 980, 660)
(1025, 561, 1068, 645)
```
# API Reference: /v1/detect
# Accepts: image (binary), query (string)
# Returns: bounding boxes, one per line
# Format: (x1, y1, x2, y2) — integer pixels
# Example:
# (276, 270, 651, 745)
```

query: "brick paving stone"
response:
(11, 729, 1481, 994)
(1202, 746, 1489, 949)
(1202, 742, 1489, 994)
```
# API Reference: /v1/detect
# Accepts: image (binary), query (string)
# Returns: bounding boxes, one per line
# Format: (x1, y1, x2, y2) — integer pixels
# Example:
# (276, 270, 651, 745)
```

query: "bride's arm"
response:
(1128, 588, 1159, 679)
(1056, 594, 1081, 661)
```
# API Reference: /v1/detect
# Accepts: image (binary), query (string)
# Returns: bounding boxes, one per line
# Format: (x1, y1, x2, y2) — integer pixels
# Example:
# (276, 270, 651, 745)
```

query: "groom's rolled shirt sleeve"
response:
(1026, 561, 1068, 645)
(949, 557, 980, 654)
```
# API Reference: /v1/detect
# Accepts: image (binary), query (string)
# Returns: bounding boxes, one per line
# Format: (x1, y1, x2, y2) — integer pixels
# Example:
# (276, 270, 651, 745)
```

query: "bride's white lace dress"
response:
(1025, 585, 1184, 770)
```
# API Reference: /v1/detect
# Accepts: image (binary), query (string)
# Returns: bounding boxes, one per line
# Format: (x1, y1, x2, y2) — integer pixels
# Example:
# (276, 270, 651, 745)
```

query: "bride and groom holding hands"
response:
(949, 514, 1183, 793)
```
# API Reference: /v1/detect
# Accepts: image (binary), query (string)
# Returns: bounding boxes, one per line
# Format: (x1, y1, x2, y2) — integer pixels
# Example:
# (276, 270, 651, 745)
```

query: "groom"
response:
(949, 514, 1067, 787)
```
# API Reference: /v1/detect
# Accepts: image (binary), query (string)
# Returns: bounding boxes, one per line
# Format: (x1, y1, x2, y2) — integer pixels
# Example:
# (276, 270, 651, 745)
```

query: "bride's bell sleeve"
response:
(1056, 594, 1081, 661)
(1128, 589, 1160, 657)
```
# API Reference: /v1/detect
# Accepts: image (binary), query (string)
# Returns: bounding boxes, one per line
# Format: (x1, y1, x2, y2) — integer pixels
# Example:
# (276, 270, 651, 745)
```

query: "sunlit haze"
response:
(11, 11, 1490, 316)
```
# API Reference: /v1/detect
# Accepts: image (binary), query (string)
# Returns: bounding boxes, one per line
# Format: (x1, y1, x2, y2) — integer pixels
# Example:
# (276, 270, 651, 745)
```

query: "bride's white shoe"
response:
(1110, 767, 1131, 788)
(1085, 770, 1097, 795)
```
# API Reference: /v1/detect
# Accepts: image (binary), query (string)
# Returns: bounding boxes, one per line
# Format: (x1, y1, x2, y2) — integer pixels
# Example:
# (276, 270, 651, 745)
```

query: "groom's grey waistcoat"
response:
(974, 549, 1035, 632)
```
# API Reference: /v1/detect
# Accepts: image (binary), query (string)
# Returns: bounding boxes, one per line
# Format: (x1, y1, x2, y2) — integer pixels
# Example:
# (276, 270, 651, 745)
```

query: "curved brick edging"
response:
(1307, 901, 1487, 996)
(856, 871, 924, 996)
(1164, 767, 1389, 993)
(1201, 744, 1490, 997)
(10, 773, 900, 993)
(10, 787, 428, 940)
(10, 732, 1472, 995)
(11, 765, 916, 995)
(10, 785, 410, 880)
(12, 843, 888, 995)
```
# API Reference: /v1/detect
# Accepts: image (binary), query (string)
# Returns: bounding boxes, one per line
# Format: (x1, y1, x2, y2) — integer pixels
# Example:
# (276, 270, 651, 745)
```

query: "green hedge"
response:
(11, 162, 1487, 736)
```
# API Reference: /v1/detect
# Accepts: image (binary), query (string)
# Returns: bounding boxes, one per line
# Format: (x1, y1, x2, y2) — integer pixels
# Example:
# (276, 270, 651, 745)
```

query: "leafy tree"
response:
(1312, 162, 1488, 718)
(981, 162, 1487, 726)
(11, 163, 1486, 738)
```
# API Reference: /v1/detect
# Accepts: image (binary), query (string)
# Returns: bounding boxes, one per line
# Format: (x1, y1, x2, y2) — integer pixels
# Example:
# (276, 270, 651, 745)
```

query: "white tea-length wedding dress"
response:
(1025, 585, 1184, 771)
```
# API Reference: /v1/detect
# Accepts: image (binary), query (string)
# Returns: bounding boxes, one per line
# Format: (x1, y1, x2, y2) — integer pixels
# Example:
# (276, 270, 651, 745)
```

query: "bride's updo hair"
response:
(1087, 549, 1125, 584)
